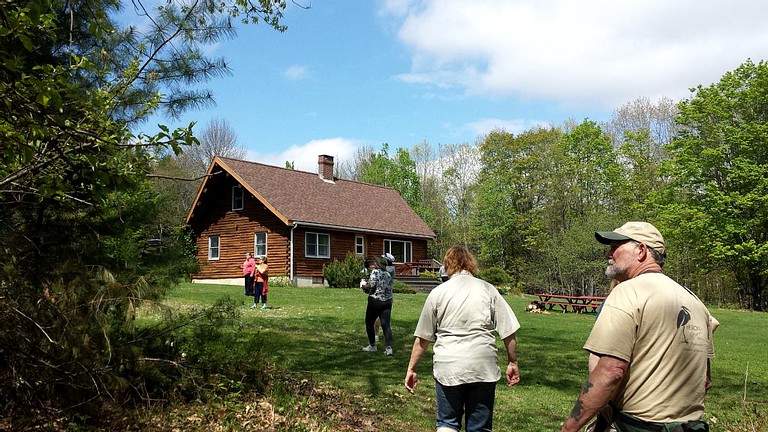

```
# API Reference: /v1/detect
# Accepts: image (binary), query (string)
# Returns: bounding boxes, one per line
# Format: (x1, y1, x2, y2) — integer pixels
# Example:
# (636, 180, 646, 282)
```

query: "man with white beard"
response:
(562, 222, 714, 432)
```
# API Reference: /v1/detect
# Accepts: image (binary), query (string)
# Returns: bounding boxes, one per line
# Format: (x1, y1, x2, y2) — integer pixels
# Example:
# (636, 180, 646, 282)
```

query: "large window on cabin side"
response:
(254, 232, 267, 257)
(355, 236, 364, 255)
(305, 232, 330, 258)
(384, 239, 411, 263)
(208, 235, 220, 260)
(232, 186, 244, 210)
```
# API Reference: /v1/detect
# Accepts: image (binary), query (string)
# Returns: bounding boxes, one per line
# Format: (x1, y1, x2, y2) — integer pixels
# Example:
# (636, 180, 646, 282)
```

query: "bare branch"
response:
(146, 170, 222, 182)
(12, 307, 58, 344)
(292, 0, 311, 10)
(139, 357, 186, 369)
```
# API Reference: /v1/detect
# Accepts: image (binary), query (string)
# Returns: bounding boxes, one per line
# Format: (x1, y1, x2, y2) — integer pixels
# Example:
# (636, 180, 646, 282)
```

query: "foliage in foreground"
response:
(0, 0, 289, 424)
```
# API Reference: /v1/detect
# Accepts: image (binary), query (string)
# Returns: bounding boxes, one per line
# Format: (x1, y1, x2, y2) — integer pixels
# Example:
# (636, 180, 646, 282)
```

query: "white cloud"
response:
(383, 0, 768, 108)
(284, 65, 310, 80)
(246, 138, 361, 172)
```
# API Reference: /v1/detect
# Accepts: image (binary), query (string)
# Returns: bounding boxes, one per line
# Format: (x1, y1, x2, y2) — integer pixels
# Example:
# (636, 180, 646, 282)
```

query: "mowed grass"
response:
(156, 283, 768, 431)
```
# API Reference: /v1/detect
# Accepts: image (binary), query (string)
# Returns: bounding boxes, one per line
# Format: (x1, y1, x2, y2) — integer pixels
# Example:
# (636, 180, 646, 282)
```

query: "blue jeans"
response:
(435, 380, 496, 432)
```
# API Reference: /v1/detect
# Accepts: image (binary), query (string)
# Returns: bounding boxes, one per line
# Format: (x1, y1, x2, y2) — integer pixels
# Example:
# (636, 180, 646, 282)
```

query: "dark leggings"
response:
(365, 297, 392, 346)
(244, 275, 254, 295)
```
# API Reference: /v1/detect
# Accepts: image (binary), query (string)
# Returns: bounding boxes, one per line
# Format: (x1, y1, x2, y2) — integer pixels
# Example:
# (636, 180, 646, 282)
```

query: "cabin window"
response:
(232, 186, 244, 210)
(384, 239, 411, 263)
(355, 236, 364, 255)
(254, 232, 267, 258)
(305, 232, 330, 258)
(208, 235, 220, 260)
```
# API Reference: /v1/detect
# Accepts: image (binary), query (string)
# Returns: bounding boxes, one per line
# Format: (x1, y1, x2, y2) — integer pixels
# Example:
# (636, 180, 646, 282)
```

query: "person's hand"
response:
(405, 370, 419, 394)
(506, 361, 520, 386)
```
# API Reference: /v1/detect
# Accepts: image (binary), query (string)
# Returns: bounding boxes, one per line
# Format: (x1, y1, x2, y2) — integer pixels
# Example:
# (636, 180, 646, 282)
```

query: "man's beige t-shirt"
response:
(585, 273, 715, 422)
(414, 271, 520, 386)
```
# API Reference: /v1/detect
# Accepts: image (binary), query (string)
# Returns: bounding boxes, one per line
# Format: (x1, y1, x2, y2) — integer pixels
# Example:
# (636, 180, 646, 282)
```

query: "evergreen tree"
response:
(0, 0, 288, 422)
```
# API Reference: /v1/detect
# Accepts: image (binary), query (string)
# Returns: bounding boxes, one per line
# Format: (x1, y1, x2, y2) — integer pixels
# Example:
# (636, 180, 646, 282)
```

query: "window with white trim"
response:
(208, 235, 220, 260)
(384, 239, 411, 263)
(232, 186, 244, 210)
(305, 232, 330, 258)
(355, 236, 364, 255)
(254, 232, 267, 258)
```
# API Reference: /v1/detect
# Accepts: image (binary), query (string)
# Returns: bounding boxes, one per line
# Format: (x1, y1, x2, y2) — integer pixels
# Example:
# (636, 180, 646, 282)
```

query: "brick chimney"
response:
(318, 155, 334, 181)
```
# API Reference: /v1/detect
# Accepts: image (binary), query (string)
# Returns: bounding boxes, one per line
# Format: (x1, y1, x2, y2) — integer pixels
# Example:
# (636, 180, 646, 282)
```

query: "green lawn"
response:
(158, 283, 768, 431)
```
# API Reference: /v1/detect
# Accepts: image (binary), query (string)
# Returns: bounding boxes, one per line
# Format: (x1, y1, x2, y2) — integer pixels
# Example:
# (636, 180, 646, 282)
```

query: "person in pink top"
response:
(240, 253, 256, 296)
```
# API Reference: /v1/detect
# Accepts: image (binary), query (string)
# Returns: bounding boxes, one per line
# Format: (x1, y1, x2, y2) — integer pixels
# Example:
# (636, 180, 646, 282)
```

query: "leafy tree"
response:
(600, 97, 680, 220)
(660, 59, 768, 310)
(540, 215, 622, 296)
(546, 120, 621, 231)
(358, 143, 424, 216)
(473, 128, 560, 281)
(531, 121, 624, 293)
(0, 0, 288, 424)
(473, 123, 626, 293)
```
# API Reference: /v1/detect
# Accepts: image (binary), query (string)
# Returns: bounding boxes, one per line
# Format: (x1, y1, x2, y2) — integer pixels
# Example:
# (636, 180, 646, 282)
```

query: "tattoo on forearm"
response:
(569, 399, 584, 420)
(569, 380, 594, 420)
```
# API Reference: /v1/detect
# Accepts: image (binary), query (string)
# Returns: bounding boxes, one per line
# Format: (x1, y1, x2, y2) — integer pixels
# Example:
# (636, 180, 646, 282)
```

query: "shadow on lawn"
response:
(252, 307, 592, 400)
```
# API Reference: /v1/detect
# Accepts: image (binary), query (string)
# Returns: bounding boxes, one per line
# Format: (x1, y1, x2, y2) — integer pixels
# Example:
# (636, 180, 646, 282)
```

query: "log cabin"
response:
(185, 155, 436, 286)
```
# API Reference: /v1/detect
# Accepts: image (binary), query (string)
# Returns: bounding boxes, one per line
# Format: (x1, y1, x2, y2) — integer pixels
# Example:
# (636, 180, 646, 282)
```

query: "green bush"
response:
(477, 266, 510, 286)
(419, 270, 441, 281)
(393, 279, 417, 294)
(323, 253, 365, 288)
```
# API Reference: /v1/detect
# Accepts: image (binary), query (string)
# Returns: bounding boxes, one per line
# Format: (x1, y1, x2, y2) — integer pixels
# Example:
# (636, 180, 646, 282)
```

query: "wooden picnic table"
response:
(395, 259, 441, 276)
(534, 293, 606, 313)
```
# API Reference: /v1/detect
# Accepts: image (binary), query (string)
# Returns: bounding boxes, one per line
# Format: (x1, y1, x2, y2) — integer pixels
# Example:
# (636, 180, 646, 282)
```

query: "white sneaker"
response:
(384, 347, 393, 356)
(261, 304, 268, 310)
(250, 304, 257, 309)
(362, 345, 377, 352)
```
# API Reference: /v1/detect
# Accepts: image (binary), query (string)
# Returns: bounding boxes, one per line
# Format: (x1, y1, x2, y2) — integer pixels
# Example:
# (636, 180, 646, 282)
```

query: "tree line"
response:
(335, 64, 767, 312)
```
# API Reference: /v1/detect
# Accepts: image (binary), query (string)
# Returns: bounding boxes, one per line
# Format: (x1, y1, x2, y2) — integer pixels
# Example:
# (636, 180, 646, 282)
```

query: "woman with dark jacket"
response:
(361, 255, 395, 355)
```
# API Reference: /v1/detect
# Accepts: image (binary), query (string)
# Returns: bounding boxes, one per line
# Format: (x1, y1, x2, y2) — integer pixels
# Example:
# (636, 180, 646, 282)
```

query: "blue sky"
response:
(138, 0, 768, 172)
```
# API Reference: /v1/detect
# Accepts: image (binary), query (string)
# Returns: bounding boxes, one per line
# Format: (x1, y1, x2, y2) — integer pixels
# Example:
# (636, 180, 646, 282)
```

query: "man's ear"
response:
(635, 242, 648, 261)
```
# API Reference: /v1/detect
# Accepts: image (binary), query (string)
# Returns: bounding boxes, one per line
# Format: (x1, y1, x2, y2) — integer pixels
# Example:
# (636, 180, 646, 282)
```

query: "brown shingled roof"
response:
(189, 156, 435, 239)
